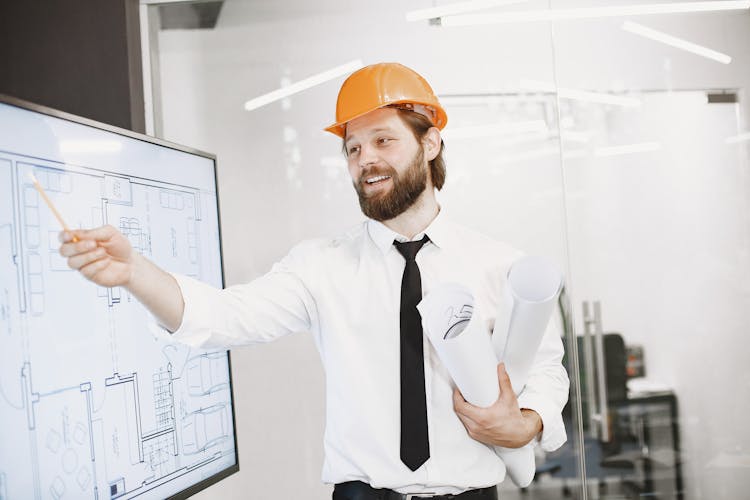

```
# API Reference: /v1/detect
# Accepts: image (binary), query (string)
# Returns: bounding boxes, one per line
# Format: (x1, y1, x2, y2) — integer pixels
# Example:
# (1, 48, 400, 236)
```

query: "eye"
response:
(377, 137, 392, 145)
(347, 145, 360, 155)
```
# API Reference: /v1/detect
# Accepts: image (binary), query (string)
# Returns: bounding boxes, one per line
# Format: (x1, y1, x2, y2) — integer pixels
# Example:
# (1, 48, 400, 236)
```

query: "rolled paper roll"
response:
(491, 255, 563, 488)
(419, 256, 563, 489)
(419, 283, 537, 487)
(496, 444, 536, 487)
(492, 255, 564, 395)
(418, 283, 499, 408)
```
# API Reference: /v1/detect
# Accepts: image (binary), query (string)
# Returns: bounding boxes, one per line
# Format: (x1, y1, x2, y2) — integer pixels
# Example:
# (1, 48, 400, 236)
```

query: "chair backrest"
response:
(603, 333, 628, 403)
(574, 332, 628, 412)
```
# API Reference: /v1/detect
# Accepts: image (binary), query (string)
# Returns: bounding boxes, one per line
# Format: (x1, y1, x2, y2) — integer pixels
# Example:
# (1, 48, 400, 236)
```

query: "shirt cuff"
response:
(517, 391, 567, 452)
(148, 273, 218, 349)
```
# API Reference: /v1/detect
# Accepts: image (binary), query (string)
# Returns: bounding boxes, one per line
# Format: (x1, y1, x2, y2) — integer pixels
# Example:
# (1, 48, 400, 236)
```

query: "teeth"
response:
(366, 175, 390, 184)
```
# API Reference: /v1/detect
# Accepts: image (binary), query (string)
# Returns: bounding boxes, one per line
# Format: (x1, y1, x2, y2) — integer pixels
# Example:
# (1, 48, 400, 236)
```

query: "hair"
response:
(395, 109, 447, 191)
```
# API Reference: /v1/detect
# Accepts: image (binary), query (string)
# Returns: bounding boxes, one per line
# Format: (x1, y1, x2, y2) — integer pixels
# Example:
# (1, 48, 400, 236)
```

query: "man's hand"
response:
(453, 363, 542, 448)
(59, 224, 185, 332)
(59, 225, 136, 287)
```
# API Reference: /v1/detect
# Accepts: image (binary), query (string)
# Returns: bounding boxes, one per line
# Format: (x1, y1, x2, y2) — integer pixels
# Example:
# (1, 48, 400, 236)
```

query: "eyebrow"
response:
(345, 127, 394, 144)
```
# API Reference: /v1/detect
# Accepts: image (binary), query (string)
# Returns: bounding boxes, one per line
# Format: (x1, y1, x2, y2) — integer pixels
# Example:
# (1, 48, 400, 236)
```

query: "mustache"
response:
(358, 165, 397, 184)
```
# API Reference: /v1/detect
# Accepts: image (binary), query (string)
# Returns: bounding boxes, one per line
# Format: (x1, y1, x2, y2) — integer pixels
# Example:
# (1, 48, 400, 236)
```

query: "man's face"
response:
(344, 108, 430, 221)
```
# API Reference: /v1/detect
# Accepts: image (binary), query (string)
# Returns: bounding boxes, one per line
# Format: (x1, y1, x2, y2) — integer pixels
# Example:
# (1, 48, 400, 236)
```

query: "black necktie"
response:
(394, 235, 430, 471)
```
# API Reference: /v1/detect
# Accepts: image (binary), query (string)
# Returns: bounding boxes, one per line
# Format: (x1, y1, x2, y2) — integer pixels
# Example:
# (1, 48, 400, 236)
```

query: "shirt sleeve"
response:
(151, 242, 318, 350)
(516, 313, 570, 452)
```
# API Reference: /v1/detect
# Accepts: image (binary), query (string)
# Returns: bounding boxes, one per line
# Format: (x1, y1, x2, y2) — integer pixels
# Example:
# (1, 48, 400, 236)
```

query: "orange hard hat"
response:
(324, 62, 448, 138)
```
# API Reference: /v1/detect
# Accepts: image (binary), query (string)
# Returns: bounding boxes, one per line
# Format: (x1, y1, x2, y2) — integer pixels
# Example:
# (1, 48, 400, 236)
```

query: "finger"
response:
(67, 247, 107, 271)
(60, 238, 98, 258)
(455, 410, 480, 438)
(80, 256, 111, 281)
(60, 230, 78, 243)
(497, 363, 513, 398)
(62, 225, 118, 244)
(81, 224, 119, 242)
(456, 410, 476, 429)
(453, 387, 484, 421)
(453, 387, 468, 411)
(60, 229, 87, 243)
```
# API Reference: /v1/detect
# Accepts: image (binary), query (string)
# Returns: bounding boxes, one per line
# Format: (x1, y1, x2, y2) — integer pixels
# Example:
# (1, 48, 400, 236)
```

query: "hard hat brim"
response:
(324, 101, 448, 139)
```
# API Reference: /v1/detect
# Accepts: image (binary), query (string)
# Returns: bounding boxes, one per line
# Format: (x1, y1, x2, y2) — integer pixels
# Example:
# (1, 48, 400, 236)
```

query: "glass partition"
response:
(551, 3, 750, 499)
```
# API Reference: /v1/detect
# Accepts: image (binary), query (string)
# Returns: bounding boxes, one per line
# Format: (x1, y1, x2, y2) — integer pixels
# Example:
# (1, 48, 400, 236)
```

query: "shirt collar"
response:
(366, 207, 453, 255)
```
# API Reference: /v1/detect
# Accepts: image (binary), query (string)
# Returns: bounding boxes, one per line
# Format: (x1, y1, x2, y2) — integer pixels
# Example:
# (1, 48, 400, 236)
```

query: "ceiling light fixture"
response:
(725, 132, 750, 144)
(520, 80, 642, 107)
(561, 130, 593, 143)
(405, 0, 528, 22)
(594, 142, 661, 156)
(441, 120, 548, 140)
(244, 60, 363, 112)
(440, 1, 750, 26)
(622, 21, 732, 63)
(492, 147, 587, 167)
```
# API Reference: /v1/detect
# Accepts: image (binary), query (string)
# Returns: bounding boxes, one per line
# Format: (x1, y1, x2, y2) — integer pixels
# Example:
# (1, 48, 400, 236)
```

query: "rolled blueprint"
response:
(417, 284, 499, 408)
(492, 255, 563, 395)
(418, 256, 563, 488)
(417, 282, 537, 488)
(492, 255, 564, 488)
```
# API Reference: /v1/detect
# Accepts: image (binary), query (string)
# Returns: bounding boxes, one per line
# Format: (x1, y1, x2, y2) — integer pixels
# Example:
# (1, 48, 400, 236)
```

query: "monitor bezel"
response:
(0, 93, 240, 500)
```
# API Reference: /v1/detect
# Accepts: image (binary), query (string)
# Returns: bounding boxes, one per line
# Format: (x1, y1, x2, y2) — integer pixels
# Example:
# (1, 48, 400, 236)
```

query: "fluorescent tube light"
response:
(520, 80, 642, 107)
(560, 116, 575, 128)
(594, 142, 661, 156)
(59, 140, 123, 153)
(405, 0, 528, 22)
(563, 149, 589, 160)
(440, 94, 551, 107)
(725, 132, 750, 144)
(622, 21, 732, 64)
(495, 146, 560, 165)
(441, 120, 548, 140)
(244, 60, 363, 112)
(441, 1, 750, 25)
(493, 146, 586, 166)
(497, 131, 555, 146)
(561, 130, 593, 144)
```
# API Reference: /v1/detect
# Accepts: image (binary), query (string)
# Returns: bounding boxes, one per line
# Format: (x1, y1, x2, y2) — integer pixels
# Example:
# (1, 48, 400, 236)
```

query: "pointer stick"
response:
(28, 172, 79, 242)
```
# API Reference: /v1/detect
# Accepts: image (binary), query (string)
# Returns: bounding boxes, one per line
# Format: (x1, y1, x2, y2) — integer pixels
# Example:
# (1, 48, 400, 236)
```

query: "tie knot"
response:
(394, 235, 429, 261)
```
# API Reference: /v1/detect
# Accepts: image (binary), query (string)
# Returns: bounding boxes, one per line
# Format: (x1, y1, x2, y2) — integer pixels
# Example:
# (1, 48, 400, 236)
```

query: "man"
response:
(60, 62, 569, 499)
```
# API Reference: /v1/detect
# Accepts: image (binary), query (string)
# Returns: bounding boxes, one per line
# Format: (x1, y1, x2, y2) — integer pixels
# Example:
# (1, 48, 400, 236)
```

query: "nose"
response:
(358, 143, 378, 169)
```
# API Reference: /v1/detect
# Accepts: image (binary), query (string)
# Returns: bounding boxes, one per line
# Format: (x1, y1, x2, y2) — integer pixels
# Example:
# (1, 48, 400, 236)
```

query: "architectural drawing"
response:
(0, 151, 236, 499)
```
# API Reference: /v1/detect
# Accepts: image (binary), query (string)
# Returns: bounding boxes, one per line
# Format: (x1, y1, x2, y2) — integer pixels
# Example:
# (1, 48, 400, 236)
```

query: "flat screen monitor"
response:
(0, 95, 238, 499)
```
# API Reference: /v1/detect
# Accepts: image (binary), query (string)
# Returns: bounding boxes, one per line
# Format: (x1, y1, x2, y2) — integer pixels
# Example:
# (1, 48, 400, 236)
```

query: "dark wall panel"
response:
(0, 0, 145, 132)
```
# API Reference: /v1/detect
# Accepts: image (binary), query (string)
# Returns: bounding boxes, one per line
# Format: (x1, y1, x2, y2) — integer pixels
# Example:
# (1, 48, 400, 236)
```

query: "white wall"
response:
(153, 1, 750, 498)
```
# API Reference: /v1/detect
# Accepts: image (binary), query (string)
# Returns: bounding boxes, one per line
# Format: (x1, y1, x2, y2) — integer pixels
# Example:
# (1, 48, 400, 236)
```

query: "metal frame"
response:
(611, 392, 683, 500)
(0, 93, 240, 500)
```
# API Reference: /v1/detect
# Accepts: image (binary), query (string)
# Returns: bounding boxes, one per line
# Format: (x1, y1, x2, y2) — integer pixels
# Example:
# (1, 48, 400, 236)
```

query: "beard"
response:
(354, 147, 428, 221)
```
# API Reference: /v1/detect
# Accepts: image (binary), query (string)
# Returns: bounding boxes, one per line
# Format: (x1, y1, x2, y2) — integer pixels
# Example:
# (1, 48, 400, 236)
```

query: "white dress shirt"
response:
(159, 210, 569, 495)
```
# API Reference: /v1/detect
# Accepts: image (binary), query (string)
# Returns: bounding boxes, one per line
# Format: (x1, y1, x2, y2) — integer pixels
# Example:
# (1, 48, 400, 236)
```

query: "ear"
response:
(422, 127, 441, 162)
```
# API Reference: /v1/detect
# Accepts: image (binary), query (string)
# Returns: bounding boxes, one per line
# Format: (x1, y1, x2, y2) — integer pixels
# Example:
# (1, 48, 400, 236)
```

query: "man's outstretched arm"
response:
(59, 225, 184, 332)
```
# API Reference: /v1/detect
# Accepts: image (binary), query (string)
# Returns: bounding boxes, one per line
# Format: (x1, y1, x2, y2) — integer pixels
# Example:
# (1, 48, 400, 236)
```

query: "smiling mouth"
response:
(365, 175, 391, 185)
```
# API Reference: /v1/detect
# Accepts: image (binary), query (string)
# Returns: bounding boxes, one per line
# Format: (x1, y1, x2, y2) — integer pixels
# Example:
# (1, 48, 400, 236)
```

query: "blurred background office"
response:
(2, 0, 749, 498)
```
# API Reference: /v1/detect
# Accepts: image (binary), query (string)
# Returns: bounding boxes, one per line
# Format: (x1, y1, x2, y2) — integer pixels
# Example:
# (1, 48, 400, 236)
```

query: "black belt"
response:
(333, 481, 498, 500)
